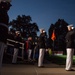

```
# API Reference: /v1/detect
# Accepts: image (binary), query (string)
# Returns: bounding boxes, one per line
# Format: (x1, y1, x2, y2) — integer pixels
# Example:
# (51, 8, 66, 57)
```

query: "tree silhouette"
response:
(9, 15, 39, 40)
(48, 19, 68, 54)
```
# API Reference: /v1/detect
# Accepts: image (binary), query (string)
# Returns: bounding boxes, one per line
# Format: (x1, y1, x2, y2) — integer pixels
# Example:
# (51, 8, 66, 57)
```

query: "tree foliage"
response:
(9, 15, 39, 39)
(48, 19, 69, 53)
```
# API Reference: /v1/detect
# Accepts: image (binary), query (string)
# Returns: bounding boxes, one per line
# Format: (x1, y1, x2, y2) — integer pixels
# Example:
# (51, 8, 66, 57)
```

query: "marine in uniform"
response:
(65, 24, 75, 71)
(0, 0, 12, 70)
(38, 29, 46, 67)
(12, 31, 22, 64)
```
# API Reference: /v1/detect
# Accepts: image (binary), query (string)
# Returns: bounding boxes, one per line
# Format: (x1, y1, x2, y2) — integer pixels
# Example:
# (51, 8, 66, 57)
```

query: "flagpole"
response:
(52, 40, 54, 55)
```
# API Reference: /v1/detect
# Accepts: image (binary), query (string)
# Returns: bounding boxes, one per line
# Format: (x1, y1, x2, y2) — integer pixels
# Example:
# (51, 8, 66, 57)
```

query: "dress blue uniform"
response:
(12, 31, 22, 64)
(0, 0, 11, 70)
(38, 29, 46, 67)
(65, 24, 75, 71)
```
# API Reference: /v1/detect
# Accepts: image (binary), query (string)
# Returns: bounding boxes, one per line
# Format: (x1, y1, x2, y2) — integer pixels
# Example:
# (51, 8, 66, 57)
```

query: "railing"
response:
(7, 39, 25, 60)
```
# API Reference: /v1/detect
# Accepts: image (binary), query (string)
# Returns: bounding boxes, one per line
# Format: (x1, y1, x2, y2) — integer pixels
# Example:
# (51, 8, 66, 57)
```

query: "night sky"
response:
(8, 0, 75, 35)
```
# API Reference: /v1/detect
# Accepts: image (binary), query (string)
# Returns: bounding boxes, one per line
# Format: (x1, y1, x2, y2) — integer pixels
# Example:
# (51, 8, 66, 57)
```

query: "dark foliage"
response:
(48, 19, 69, 54)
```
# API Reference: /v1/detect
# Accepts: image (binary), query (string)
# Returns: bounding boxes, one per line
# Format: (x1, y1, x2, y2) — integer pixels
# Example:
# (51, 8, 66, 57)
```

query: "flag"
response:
(51, 30, 56, 41)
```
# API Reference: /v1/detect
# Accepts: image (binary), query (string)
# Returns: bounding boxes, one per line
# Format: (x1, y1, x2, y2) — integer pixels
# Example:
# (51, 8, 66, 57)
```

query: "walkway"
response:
(1, 62, 75, 75)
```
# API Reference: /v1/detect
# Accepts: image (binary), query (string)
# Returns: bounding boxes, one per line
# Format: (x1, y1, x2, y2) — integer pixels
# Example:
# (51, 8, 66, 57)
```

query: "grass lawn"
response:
(46, 55, 75, 65)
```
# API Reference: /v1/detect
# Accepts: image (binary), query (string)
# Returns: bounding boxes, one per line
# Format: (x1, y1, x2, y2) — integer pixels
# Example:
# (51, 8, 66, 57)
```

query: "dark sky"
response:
(8, 0, 75, 35)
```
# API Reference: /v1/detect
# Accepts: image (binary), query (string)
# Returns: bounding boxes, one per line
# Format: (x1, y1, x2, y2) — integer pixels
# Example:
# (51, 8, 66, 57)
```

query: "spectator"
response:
(27, 37, 33, 61)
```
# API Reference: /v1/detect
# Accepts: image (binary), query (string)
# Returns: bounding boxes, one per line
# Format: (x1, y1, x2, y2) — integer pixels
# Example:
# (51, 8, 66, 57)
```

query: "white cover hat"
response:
(15, 31, 20, 34)
(0, 0, 11, 3)
(67, 24, 73, 27)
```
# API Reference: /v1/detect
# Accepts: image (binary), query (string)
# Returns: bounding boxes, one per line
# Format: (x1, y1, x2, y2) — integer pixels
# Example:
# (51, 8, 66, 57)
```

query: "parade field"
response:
(3, 53, 75, 65)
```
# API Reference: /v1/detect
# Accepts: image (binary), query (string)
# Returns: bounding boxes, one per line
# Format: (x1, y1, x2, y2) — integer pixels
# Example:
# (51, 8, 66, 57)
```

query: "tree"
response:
(9, 15, 39, 40)
(48, 19, 68, 54)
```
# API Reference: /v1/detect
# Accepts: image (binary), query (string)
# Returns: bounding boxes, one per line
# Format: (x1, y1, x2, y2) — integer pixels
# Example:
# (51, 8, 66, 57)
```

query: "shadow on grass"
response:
(46, 55, 75, 65)
(47, 55, 66, 65)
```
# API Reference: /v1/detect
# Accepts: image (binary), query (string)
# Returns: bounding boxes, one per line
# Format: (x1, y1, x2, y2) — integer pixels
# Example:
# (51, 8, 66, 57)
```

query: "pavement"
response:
(1, 61, 75, 75)
(1, 53, 75, 75)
